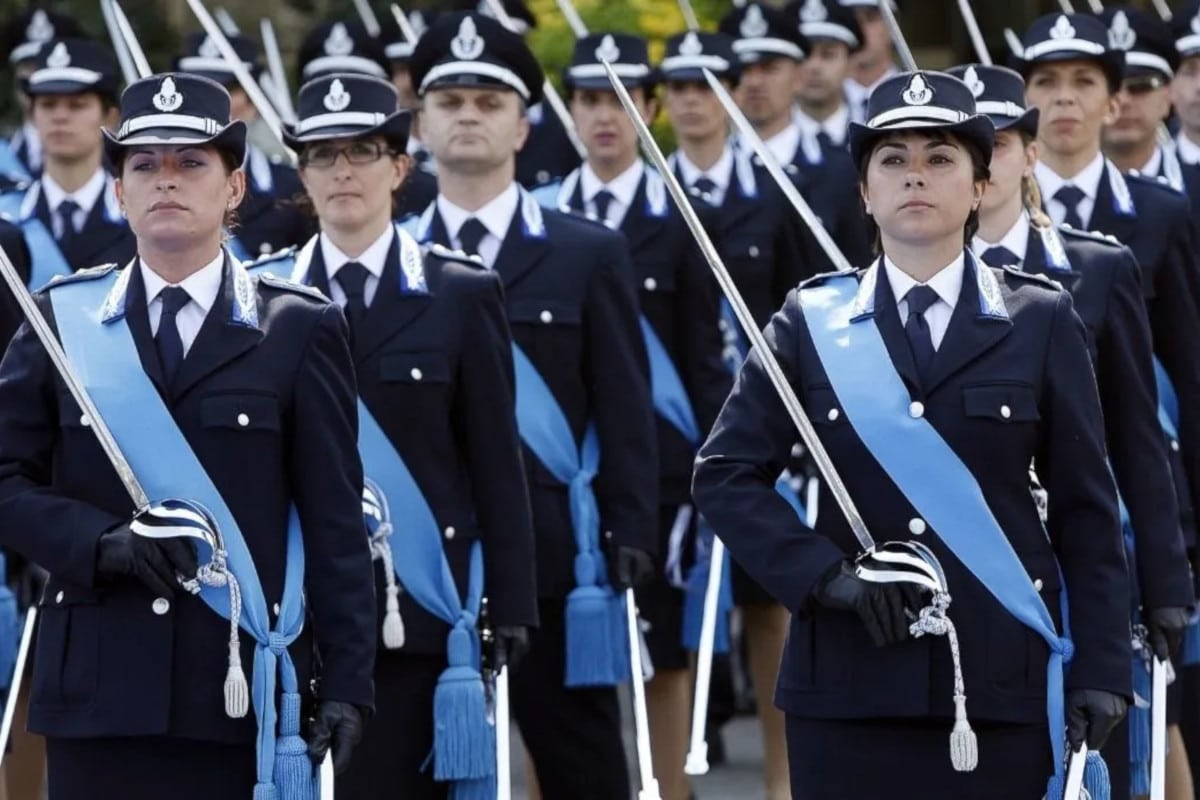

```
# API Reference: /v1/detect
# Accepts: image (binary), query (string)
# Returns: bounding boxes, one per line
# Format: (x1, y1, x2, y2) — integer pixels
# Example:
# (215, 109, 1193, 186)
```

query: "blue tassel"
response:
(565, 553, 624, 687)
(1044, 772, 1065, 800)
(1129, 657, 1151, 797)
(275, 692, 318, 800)
(449, 775, 497, 800)
(253, 784, 279, 800)
(1083, 751, 1111, 800)
(433, 626, 496, 782)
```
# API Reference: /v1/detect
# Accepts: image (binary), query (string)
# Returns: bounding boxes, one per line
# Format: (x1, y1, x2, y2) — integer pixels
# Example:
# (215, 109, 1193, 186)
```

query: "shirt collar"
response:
(321, 225, 395, 282)
(1177, 132, 1200, 166)
(41, 168, 108, 215)
(580, 160, 645, 209)
(437, 182, 521, 243)
(1140, 146, 1164, 177)
(973, 211, 1031, 263)
(792, 105, 849, 145)
(844, 65, 900, 103)
(674, 144, 734, 191)
(760, 123, 801, 167)
(884, 251, 966, 310)
(141, 250, 225, 314)
(1035, 151, 1106, 202)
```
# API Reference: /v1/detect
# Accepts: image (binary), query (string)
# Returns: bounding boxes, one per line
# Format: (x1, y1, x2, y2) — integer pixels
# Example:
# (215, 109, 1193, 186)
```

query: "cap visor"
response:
(849, 115, 994, 171)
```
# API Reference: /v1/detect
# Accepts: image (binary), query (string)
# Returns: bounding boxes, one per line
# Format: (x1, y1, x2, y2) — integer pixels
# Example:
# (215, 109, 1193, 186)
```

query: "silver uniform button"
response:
(55, 591, 64, 604)
(540, 310, 553, 324)
(908, 517, 927, 536)
(80, 414, 90, 427)
(909, 401, 925, 419)
(604, 530, 614, 540)
(1172, 440, 1181, 452)
(536, 170, 550, 184)
(748, 245, 760, 258)
(444, 526, 456, 540)
(411, 367, 423, 381)
(1033, 578, 1044, 591)
(273, 603, 281, 616)
(1000, 405, 1012, 420)
(152, 597, 170, 615)
(259, 242, 273, 255)
(827, 408, 840, 422)
(644, 277, 657, 291)
(237, 413, 250, 427)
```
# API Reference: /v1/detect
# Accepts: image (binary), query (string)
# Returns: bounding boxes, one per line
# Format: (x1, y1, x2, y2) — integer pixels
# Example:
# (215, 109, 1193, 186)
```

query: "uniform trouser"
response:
(46, 735, 256, 800)
(511, 598, 629, 800)
(337, 650, 448, 800)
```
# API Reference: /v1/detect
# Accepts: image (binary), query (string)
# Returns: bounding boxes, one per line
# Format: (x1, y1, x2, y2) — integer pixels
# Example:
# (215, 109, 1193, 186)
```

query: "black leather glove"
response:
(1146, 606, 1192, 662)
(305, 700, 364, 774)
(95, 523, 198, 597)
(493, 625, 530, 670)
(811, 560, 925, 647)
(612, 546, 655, 589)
(1066, 689, 1128, 751)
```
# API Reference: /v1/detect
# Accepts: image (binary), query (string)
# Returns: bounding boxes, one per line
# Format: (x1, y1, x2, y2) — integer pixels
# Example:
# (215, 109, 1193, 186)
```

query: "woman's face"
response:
(981, 129, 1037, 217)
(860, 130, 985, 248)
(298, 135, 407, 234)
(116, 143, 245, 250)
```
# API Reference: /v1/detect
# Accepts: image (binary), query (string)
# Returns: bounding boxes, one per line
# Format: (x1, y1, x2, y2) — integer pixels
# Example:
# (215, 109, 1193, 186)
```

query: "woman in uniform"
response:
(693, 70, 1132, 799)
(250, 72, 538, 800)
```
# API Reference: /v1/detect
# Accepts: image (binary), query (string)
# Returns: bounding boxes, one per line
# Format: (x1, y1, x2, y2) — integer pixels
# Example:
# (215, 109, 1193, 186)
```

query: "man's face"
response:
(735, 56, 800, 128)
(849, 7, 891, 74)
(391, 64, 417, 110)
(664, 79, 728, 143)
(417, 85, 530, 175)
(1172, 56, 1200, 134)
(31, 93, 111, 162)
(569, 86, 654, 168)
(798, 40, 851, 106)
(1105, 74, 1171, 153)
(1025, 60, 1117, 160)
(227, 86, 257, 124)
(982, 129, 1036, 217)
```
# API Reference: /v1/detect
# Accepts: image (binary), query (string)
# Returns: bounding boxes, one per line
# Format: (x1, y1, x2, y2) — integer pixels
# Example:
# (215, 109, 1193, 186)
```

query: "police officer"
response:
(694, 69, 1131, 800)
(0, 39, 136, 290)
(840, 0, 901, 124)
(297, 18, 390, 87)
(249, 71, 537, 800)
(959, 61, 1195, 800)
(0, 7, 85, 180)
(0, 71, 374, 799)
(174, 32, 312, 260)
(784, 0, 864, 149)
(719, 2, 872, 272)
(408, 14, 659, 798)
(539, 32, 729, 800)
(1170, 3, 1200, 167)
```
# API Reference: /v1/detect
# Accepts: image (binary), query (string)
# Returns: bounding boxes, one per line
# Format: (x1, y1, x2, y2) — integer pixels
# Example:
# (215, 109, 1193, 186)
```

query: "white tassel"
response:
(382, 584, 405, 649)
(224, 654, 250, 719)
(950, 694, 978, 772)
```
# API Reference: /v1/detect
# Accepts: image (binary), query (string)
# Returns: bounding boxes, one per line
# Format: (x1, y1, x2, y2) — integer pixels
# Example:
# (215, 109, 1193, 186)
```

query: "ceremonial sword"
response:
(955, 0, 991, 66)
(108, 0, 153, 79)
(99, 0, 139, 85)
(879, 0, 917, 72)
(676, 0, 702, 33)
(553, 0, 589, 40)
(390, 3, 422, 45)
(352, 0, 383, 39)
(260, 19, 299, 126)
(0, 608, 37, 770)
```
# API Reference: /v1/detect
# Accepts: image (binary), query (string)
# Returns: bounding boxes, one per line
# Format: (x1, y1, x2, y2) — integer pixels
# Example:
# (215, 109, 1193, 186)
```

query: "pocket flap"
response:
(962, 383, 1039, 422)
(508, 299, 581, 327)
(379, 351, 451, 384)
(201, 393, 281, 431)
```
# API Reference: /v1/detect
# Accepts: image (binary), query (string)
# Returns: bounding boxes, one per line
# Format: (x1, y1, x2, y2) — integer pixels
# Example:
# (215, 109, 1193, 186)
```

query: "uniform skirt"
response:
(47, 735, 257, 800)
(785, 716, 1052, 800)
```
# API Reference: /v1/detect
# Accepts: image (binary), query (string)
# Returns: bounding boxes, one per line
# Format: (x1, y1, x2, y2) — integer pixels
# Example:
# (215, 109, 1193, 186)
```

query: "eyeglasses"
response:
(300, 140, 394, 168)
(1121, 75, 1166, 96)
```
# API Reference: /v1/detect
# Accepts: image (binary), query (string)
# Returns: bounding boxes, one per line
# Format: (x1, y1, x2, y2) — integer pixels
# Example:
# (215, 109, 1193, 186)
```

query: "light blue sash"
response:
(639, 318, 701, 445)
(49, 266, 314, 800)
(0, 189, 70, 290)
(0, 141, 31, 183)
(798, 263, 1073, 775)
(1153, 358, 1179, 442)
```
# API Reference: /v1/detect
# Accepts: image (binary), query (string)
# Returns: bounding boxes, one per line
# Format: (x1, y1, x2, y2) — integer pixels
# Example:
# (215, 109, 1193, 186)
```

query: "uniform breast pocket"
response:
(724, 233, 775, 268)
(379, 352, 451, 386)
(508, 299, 583, 364)
(962, 383, 1040, 425)
(637, 260, 678, 298)
(804, 385, 848, 428)
(32, 584, 100, 709)
(200, 392, 281, 434)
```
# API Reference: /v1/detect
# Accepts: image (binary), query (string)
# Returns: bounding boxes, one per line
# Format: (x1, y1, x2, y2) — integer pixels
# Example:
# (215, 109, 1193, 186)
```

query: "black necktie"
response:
(816, 130, 835, 150)
(980, 246, 1019, 269)
(904, 285, 939, 385)
(691, 176, 717, 205)
(591, 189, 614, 224)
(457, 217, 488, 257)
(155, 286, 190, 386)
(1053, 185, 1086, 230)
(336, 261, 369, 337)
(57, 199, 80, 253)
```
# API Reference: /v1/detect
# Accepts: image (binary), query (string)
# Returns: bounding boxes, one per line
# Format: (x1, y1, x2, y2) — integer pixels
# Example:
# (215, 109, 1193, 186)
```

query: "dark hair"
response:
(857, 130, 991, 252)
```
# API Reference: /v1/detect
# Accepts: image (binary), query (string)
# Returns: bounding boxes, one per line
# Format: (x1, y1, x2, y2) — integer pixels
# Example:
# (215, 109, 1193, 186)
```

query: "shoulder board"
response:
(799, 268, 857, 288)
(245, 245, 297, 267)
(1126, 169, 1186, 196)
(256, 272, 329, 302)
(427, 242, 485, 268)
(1057, 226, 1125, 248)
(1000, 265, 1062, 289)
(45, 262, 119, 288)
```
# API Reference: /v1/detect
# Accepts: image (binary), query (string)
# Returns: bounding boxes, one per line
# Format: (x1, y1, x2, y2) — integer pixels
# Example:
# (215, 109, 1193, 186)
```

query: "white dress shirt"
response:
(972, 211, 1031, 267)
(674, 145, 734, 207)
(142, 250, 225, 356)
(884, 252, 964, 351)
(1035, 153, 1105, 229)
(321, 225, 395, 307)
(579, 160, 644, 229)
(761, 124, 802, 169)
(1177, 132, 1200, 166)
(436, 183, 521, 270)
(793, 104, 850, 147)
(844, 66, 899, 124)
(41, 168, 107, 238)
(1139, 147, 1164, 178)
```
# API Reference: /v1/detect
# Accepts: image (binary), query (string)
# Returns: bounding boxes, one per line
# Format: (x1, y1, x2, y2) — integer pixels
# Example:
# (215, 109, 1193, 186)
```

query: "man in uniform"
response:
(296, 18, 390, 87)
(408, 13, 659, 798)
(1171, 3, 1200, 168)
(174, 32, 312, 260)
(839, 0, 901, 124)
(720, 2, 871, 271)
(0, 38, 135, 289)
(785, 0, 864, 150)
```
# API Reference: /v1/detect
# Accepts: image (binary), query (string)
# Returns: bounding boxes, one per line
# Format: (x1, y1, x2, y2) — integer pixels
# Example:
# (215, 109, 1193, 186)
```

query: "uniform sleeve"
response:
(0, 222, 31, 351)
(289, 304, 376, 710)
(1037, 291, 1132, 698)
(586, 237, 659, 556)
(693, 290, 844, 613)
(1096, 250, 1193, 610)
(0, 304, 123, 589)
(453, 272, 538, 630)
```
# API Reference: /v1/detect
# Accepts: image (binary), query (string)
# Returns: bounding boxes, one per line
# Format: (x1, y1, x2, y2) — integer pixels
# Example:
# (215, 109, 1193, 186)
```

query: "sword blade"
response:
(389, 3, 421, 44)
(955, 0, 992, 66)
(554, 0, 590, 39)
(320, 751, 335, 798)
(684, 535, 724, 776)
(99, 0, 140, 84)
(879, 0, 917, 72)
(1151, 657, 1168, 799)
(495, 666, 512, 800)
(1058, 0, 1075, 13)
(625, 588, 661, 800)
(1064, 744, 1088, 800)
(110, 0, 153, 79)
(0, 608, 37, 768)
(605, 61, 877, 553)
(260, 18, 298, 125)
(677, 0, 701, 32)
(214, 7, 240, 35)
(1150, 0, 1172, 21)
(1004, 28, 1024, 59)
(352, 0, 382, 38)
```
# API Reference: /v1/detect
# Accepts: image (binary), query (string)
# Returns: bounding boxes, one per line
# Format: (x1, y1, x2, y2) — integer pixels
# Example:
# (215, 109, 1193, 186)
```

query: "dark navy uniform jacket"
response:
(544, 165, 730, 505)
(231, 147, 314, 259)
(0, 219, 33, 347)
(409, 193, 659, 598)
(393, 168, 438, 223)
(1020, 223, 1193, 611)
(1087, 164, 1200, 527)
(516, 103, 581, 189)
(0, 254, 376, 742)
(694, 259, 1131, 724)
(286, 230, 538, 653)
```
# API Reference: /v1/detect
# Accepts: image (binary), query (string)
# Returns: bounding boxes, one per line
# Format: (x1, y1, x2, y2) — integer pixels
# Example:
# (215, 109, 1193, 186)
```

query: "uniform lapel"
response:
(121, 260, 169, 399)
(922, 258, 1013, 396)
(170, 254, 264, 400)
(870, 263, 922, 395)
(620, 172, 665, 253)
(354, 229, 434, 360)
(1088, 163, 1136, 244)
(491, 202, 550, 290)
(70, 202, 128, 266)
(1022, 227, 1045, 274)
